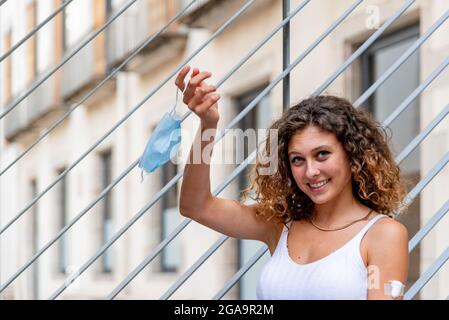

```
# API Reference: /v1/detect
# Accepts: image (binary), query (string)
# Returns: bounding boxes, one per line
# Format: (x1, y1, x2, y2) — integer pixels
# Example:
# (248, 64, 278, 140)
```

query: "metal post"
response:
(283, 0, 290, 112)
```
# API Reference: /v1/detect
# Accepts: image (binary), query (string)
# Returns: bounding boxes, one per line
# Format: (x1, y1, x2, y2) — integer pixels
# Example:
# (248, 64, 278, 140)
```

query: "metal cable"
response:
(353, 7, 449, 108)
(0, 0, 198, 177)
(213, 246, 268, 300)
(0, 0, 140, 120)
(405, 245, 449, 300)
(0, 0, 75, 63)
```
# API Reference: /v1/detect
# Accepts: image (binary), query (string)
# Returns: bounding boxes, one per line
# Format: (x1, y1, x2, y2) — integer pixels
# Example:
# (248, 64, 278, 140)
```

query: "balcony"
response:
(60, 39, 98, 100)
(179, 0, 275, 29)
(4, 76, 59, 141)
(105, 0, 187, 71)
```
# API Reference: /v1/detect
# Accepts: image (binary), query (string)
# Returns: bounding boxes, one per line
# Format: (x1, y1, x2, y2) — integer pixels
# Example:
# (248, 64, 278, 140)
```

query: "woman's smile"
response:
(307, 178, 331, 193)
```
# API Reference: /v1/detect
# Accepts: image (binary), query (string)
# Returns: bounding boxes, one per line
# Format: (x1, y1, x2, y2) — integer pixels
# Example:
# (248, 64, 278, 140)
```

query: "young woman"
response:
(175, 66, 409, 300)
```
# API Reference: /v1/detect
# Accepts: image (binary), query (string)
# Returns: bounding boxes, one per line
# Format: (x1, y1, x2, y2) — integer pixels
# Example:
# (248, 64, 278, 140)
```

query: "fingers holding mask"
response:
(183, 70, 212, 104)
(174, 67, 220, 123)
(174, 65, 192, 92)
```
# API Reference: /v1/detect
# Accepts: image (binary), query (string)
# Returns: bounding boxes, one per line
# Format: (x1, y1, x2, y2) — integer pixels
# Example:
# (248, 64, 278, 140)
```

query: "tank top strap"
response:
(281, 220, 292, 233)
(353, 214, 388, 242)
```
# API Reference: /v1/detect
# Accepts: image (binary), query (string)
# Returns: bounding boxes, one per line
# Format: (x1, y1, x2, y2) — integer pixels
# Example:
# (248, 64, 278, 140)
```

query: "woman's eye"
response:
(318, 151, 330, 158)
(291, 157, 303, 164)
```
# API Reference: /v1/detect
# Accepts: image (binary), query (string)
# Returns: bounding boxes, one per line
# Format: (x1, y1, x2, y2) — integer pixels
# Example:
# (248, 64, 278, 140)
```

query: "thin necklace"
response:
(308, 209, 374, 232)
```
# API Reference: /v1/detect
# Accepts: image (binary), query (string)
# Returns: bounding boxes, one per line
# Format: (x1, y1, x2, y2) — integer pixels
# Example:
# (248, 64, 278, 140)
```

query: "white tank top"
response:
(256, 214, 387, 300)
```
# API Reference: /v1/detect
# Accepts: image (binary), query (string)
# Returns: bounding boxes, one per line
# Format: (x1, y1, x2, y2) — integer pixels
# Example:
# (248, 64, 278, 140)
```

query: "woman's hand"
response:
(175, 66, 221, 127)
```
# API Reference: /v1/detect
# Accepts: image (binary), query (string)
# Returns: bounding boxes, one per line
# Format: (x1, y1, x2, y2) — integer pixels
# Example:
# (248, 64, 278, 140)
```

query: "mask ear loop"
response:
(169, 85, 186, 116)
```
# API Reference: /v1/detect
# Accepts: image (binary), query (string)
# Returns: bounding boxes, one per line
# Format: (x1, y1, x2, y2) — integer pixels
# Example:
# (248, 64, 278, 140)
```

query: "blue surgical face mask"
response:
(138, 88, 183, 180)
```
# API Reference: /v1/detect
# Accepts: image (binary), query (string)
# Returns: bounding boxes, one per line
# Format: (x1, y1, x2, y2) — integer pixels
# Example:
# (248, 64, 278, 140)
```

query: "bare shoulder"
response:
(369, 215, 409, 240)
(366, 215, 409, 254)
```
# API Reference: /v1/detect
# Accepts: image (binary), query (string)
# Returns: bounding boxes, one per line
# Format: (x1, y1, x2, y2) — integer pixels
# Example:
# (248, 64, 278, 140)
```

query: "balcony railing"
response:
(60, 39, 96, 99)
(4, 76, 56, 140)
(106, 0, 183, 68)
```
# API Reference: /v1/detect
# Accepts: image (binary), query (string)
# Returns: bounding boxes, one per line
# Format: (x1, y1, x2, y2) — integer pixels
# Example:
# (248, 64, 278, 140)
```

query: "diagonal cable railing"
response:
(353, 6, 449, 108)
(313, 0, 415, 96)
(159, 154, 257, 300)
(213, 246, 267, 300)
(0, 0, 262, 294)
(48, 0, 365, 299)
(354, 10, 449, 107)
(0, 0, 141, 121)
(405, 244, 449, 300)
(396, 102, 449, 166)
(408, 198, 449, 252)
(382, 57, 449, 128)
(0, 0, 308, 294)
(0, 0, 75, 63)
(0, 0, 198, 177)
(0, 0, 257, 239)
(212, 150, 449, 300)
(109, 2, 449, 298)
(109, 150, 257, 300)
(154, 99, 449, 300)
(282, 0, 290, 112)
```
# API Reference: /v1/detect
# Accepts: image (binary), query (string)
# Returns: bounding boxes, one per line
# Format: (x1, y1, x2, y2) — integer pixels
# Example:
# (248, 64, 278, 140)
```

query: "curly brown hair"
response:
(242, 95, 409, 224)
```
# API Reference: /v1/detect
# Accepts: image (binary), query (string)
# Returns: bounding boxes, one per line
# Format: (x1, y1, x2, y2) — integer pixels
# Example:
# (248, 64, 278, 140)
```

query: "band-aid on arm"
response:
(384, 280, 405, 299)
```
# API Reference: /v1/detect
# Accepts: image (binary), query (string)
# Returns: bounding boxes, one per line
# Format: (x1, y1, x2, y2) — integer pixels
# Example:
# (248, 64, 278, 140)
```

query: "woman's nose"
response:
(305, 161, 320, 179)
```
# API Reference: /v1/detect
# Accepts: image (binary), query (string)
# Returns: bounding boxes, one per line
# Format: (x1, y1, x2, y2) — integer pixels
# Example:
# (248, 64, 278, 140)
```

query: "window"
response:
(234, 85, 271, 300)
(160, 161, 181, 272)
(56, 168, 69, 274)
(26, 1, 37, 82)
(30, 179, 39, 299)
(2, 31, 12, 103)
(63, 0, 93, 51)
(36, 0, 54, 73)
(107, 0, 127, 11)
(100, 150, 114, 274)
(358, 24, 420, 296)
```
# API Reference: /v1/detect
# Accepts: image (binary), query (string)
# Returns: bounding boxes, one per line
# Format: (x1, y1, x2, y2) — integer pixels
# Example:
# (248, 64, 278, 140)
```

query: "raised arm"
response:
(176, 66, 279, 248)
